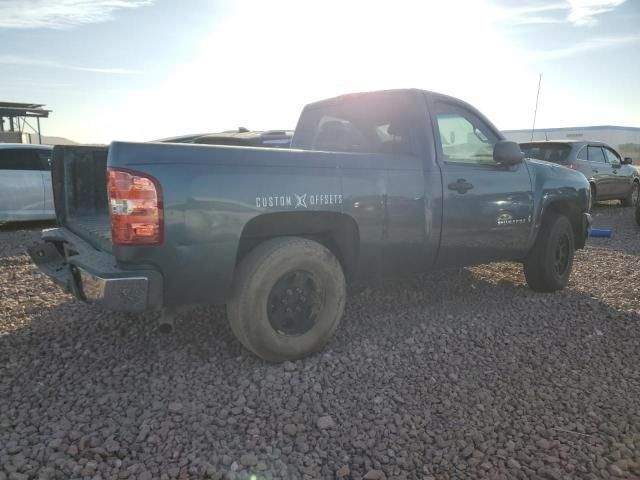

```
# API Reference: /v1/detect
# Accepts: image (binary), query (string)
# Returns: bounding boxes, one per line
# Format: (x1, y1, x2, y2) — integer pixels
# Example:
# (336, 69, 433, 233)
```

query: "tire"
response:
(227, 237, 346, 362)
(621, 181, 640, 207)
(524, 213, 575, 293)
(635, 203, 640, 226)
(589, 184, 596, 212)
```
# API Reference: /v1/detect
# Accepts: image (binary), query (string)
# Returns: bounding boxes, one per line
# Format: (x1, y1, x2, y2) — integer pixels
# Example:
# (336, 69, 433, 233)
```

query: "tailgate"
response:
(52, 145, 112, 252)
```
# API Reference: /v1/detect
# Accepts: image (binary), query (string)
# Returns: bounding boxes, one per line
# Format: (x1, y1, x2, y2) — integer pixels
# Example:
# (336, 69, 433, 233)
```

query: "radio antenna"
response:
(530, 74, 542, 141)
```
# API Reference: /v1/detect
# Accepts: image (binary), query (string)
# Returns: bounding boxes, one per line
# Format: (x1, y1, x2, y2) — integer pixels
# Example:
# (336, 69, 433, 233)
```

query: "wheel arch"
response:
(541, 199, 586, 249)
(235, 211, 360, 279)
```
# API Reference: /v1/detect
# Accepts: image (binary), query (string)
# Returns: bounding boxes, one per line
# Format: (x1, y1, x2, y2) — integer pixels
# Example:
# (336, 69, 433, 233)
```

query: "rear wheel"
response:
(524, 213, 575, 293)
(621, 181, 639, 207)
(636, 202, 640, 226)
(227, 237, 346, 362)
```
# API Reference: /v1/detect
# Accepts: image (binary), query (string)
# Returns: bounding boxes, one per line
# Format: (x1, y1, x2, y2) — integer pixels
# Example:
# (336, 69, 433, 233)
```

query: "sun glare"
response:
(96, 0, 539, 141)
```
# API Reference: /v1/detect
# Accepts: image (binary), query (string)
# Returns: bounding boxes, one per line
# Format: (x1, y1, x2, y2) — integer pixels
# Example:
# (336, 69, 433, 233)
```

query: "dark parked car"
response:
(194, 130, 293, 148)
(520, 140, 639, 210)
(30, 89, 591, 361)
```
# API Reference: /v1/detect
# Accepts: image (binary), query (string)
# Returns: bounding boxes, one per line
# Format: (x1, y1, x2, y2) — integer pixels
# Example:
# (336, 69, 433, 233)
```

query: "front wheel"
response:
(524, 213, 575, 293)
(621, 181, 640, 207)
(635, 203, 640, 226)
(227, 237, 346, 362)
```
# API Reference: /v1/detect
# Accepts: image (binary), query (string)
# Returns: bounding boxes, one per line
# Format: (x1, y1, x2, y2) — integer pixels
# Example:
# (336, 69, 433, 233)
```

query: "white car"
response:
(0, 143, 55, 224)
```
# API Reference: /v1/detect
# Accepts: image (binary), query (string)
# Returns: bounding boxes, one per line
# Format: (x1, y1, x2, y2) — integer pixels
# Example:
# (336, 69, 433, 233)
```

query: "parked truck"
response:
(29, 89, 591, 361)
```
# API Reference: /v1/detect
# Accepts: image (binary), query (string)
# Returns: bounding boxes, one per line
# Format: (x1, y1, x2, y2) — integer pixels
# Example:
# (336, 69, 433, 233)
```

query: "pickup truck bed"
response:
(51, 146, 112, 250)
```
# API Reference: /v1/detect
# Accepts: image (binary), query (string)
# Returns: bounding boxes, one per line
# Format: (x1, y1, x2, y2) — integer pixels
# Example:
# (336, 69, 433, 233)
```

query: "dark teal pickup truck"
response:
(29, 89, 591, 361)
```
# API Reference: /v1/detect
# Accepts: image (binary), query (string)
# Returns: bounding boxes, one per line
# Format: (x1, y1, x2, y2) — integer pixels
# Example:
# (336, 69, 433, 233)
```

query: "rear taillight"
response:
(566, 163, 577, 170)
(107, 168, 163, 245)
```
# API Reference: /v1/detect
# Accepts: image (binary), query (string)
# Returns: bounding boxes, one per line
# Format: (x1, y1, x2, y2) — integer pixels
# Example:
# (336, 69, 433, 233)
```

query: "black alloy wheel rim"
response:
(267, 270, 322, 336)
(554, 234, 570, 276)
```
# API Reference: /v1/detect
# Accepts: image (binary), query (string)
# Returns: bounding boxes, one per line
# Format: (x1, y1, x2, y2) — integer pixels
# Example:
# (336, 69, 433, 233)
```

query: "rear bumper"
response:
(28, 227, 162, 312)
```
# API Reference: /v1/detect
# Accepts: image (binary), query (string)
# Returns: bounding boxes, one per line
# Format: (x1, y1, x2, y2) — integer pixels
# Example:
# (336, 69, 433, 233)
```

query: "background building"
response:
(503, 126, 640, 165)
(0, 101, 77, 146)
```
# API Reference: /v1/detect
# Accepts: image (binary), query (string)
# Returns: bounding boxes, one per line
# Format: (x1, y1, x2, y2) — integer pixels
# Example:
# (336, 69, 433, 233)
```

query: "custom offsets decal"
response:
(256, 193, 343, 209)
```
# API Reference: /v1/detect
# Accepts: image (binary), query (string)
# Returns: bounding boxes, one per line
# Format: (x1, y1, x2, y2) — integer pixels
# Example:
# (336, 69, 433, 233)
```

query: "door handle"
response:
(448, 178, 474, 193)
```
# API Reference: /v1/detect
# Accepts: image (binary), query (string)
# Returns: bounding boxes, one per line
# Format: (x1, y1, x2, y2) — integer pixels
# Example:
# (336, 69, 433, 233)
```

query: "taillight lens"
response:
(107, 168, 163, 245)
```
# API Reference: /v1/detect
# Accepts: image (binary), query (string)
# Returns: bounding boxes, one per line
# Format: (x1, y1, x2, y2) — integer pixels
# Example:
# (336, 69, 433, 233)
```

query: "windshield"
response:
(520, 143, 572, 163)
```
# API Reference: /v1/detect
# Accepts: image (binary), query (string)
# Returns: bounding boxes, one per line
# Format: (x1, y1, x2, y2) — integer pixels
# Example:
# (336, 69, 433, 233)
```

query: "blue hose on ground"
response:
(590, 228, 612, 237)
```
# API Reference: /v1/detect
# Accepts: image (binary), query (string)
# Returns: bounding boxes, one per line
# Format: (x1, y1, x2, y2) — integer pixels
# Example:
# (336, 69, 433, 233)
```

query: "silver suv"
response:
(0, 143, 55, 224)
(520, 140, 639, 210)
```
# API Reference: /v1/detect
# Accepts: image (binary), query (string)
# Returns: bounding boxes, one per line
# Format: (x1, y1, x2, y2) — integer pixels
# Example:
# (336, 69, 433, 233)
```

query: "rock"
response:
(168, 402, 183, 413)
(608, 464, 625, 477)
(167, 467, 180, 478)
(363, 469, 386, 480)
(136, 424, 151, 442)
(138, 472, 153, 480)
(461, 446, 473, 458)
(536, 438, 552, 450)
(105, 439, 120, 453)
(282, 361, 296, 371)
(336, 465, 350, 478)
(283, 424, 297, 436)
(507, 458, 521, 469)
(317, 416, 335, 430)
(240, 454, 258, 467)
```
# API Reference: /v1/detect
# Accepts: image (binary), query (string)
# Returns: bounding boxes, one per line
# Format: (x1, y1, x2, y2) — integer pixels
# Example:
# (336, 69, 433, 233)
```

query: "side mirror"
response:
(494, 140, 524, 165)
(622, 157, 633, 165)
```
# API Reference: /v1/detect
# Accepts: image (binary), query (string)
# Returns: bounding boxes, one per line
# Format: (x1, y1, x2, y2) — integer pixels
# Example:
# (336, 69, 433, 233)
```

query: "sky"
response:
(0, 0, 639, 144)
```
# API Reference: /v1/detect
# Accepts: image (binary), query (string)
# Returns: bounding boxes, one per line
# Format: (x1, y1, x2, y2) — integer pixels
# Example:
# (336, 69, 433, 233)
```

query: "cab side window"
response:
(587, 146, 605, 163)
(434, 104, 498, 166)
(603, 148, 621, 164)
(0, 149, 42, 171)
(577, 147, 588, 161)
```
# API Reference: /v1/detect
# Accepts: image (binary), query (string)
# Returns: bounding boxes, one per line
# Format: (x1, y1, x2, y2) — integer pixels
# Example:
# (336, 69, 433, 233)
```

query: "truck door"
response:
(587, 145, 613, 198)
(293, 91, 436, 274)
(602, 146, 628, 198)
(428, 96, 534, 267)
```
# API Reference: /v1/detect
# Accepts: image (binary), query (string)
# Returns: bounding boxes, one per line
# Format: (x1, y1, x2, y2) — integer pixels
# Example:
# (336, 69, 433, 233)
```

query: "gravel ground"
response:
(1, 206, 639, 480)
